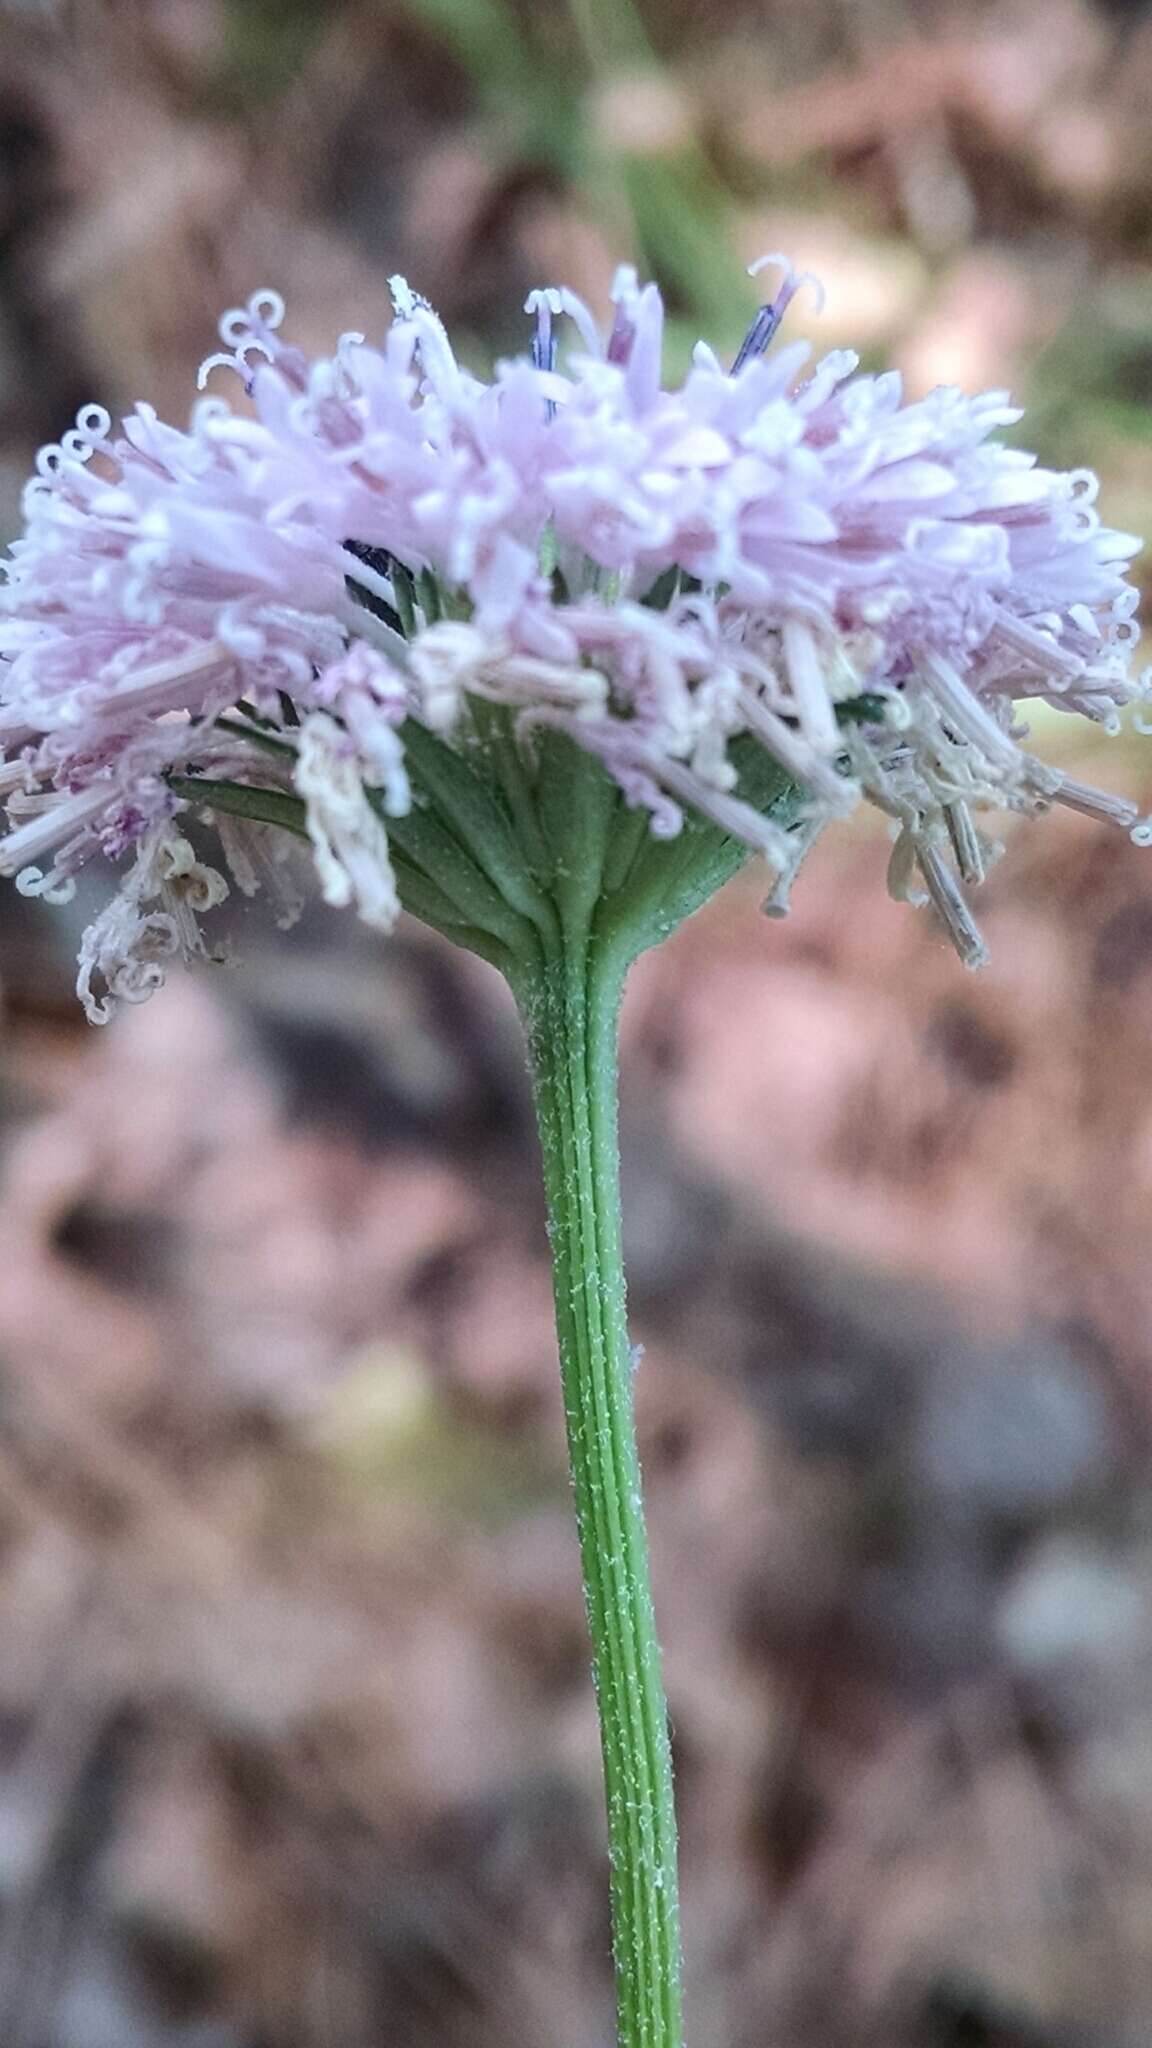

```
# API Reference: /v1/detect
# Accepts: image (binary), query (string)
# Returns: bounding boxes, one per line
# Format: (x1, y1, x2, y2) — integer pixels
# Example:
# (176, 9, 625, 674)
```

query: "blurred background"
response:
(2, 1, 1152, 2043)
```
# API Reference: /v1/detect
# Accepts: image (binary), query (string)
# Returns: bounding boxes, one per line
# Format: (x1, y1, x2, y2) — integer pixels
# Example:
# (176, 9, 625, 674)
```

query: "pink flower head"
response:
(0, 263, 1145, 1012)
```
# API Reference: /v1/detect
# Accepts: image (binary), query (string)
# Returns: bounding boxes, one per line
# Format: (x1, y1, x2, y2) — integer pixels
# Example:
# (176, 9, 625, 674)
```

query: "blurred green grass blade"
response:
(566, 0, 653, 68)
(621, 150, 753, 331)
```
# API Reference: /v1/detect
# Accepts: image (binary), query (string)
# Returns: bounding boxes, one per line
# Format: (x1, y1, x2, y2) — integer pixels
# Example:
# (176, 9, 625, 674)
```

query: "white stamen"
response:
(738, 687, 856, 812)
(763, 815, 824, 917)
(944, 800, 985, 884)
(1049, 774, 1139, 831)
(993, 612, 1084, 681)
(74, 826, 230, 1024)
(90, 640, 234, 719)
(782, 619, 840, 753)
(916, 838, 990, 970)
(644, 753, 794, 865)
(918, 649, 1024, 774)
(340, 547, 397, 611)
(295, 713, 399, 930)
(0, 785, 110, 874)
(214, 813, 304, 927)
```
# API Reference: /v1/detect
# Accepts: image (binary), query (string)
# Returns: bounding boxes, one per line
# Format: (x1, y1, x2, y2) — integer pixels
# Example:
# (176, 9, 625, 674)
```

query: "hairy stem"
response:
(515, 931, 682, 2048)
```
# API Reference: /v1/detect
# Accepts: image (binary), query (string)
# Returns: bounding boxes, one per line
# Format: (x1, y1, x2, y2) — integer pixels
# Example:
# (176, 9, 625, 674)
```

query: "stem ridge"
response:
(521, 934, 683, 2048)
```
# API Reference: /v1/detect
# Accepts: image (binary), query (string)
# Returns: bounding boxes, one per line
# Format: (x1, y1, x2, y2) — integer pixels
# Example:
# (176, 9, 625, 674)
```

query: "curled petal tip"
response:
(746, 251, 826, 316)
(217, 290, 285, 349)
(747, 250, 793, 283)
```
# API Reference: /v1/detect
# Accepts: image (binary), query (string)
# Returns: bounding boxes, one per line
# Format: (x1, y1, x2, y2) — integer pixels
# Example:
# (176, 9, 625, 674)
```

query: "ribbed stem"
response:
(517, 932, 682, 2048)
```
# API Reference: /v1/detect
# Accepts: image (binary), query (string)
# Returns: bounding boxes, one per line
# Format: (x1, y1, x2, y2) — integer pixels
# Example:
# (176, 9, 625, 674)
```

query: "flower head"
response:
(0, 261, 1145, 1012)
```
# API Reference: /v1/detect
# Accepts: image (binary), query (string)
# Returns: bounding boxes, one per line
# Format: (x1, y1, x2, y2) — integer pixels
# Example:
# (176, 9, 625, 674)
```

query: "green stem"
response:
(515, 930, 682, 2048)
(173, 731, 805, 2048)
